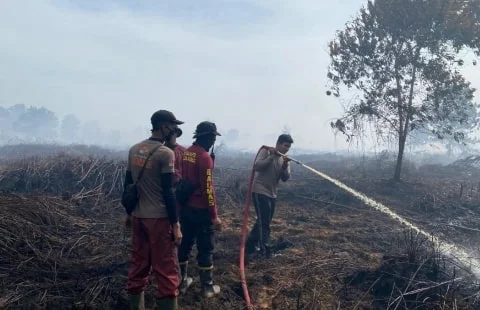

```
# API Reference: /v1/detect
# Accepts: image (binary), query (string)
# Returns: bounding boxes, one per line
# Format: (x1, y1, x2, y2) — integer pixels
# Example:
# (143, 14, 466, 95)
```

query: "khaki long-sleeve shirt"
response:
(252, 148, 291, 198)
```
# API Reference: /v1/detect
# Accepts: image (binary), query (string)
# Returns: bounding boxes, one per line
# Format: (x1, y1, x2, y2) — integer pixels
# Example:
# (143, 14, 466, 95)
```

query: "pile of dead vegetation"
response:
(0, 194, 130, 309)
(0, 153, 126, 204)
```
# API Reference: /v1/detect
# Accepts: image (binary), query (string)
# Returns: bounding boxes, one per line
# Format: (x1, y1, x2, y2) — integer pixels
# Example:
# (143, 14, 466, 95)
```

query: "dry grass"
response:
(0, 149, 480, 309)
(0, 194, 129, 310)
(0, 153, 125, 204)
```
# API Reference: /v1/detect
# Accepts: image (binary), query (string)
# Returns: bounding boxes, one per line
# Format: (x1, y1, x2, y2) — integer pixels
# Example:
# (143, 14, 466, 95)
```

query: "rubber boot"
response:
(155, 296, 178, 310)
(245, 238, 257, 254)
(199, 269, 220, 298)
(129, 292, 145, 310)
(179, 262, 193, 294)
(263, 244, 273, 259)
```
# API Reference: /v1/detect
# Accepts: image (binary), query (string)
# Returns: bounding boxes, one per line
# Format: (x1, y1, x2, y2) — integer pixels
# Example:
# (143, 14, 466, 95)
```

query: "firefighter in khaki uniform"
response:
(124, 110, 183, 310)
(177, 121, 223, 298)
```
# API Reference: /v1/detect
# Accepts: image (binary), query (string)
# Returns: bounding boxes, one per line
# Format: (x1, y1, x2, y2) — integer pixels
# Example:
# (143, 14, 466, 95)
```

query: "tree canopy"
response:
(12, 106, 59, 140)
(327, 0, 480, 180)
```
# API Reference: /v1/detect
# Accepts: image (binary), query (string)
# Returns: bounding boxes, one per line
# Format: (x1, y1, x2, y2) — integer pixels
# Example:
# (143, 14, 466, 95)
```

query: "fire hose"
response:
(238, 146, 267, 309)
(239, 145, 298, 310)
(239, 146, 480, 309)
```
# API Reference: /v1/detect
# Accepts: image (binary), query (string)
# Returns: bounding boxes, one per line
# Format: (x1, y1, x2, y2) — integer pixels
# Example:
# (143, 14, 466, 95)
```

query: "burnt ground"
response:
(1, 149, 480, 309)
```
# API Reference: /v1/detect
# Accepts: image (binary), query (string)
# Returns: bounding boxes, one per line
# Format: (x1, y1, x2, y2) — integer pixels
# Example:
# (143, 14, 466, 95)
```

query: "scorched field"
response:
(1, 144, 480, 310)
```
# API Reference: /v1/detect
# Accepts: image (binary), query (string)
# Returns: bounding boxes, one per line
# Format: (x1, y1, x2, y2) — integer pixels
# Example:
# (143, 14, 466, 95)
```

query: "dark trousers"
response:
(178, 205, 215, 269)
(247, 193, 276, 251)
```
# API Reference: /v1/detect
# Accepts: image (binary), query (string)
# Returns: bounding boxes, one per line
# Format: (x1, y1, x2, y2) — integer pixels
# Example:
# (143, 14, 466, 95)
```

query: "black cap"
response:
(151, 110, 184, 128)
(193, 121, 221, 138)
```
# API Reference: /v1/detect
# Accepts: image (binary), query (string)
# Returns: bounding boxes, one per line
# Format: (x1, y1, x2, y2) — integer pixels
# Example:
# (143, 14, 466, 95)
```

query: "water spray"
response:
(239, 146, 480, 309)
(285, 154, 480, 276)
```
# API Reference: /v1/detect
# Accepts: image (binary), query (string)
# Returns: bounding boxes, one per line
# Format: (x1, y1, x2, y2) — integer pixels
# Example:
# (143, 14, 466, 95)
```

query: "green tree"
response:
(409, 87, 480, 156)
(327, 0, 479, 180)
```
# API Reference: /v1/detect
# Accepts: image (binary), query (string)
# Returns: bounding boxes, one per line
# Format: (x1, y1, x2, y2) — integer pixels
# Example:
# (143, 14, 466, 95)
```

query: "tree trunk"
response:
(394, 48, 418, 181)
(394, 132, 407, 181)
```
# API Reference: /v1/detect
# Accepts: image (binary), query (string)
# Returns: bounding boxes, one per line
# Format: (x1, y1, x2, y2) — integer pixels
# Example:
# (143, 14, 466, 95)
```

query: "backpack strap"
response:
(136, 143, 163, 183)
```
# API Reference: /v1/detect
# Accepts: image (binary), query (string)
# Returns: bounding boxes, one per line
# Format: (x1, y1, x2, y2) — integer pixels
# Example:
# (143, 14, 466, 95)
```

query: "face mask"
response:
(210, 143, 216, 161)
(163, 125, 176, 140)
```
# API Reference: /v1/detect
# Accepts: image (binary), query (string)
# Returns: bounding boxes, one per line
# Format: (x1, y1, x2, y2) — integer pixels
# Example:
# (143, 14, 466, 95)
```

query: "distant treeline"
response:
(0, 104, 147, 147)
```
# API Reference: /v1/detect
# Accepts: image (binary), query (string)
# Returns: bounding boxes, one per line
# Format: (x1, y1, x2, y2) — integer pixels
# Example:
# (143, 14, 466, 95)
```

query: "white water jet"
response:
(294, 160, 480, 280)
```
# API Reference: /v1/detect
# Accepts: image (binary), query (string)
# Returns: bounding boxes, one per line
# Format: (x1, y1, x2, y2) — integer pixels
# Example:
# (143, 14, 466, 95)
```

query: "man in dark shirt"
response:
(177, 121, 222, 298)
(123, 110, 184, 310)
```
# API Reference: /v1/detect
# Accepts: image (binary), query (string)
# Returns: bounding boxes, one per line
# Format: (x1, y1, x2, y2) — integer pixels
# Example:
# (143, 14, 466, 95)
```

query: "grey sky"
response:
(0, 0, 478, 151)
